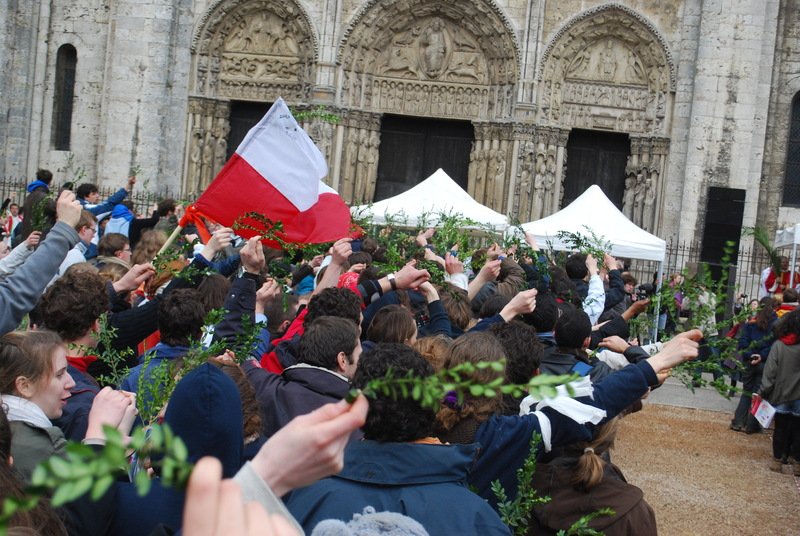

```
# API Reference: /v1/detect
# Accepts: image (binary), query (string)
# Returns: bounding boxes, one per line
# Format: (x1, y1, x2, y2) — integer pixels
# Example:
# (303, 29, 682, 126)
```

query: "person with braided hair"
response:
(529, 418, 657, 536)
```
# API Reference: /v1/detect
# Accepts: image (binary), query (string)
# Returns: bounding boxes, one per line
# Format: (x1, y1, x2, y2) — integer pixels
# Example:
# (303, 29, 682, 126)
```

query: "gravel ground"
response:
(614, 404, 800, 536)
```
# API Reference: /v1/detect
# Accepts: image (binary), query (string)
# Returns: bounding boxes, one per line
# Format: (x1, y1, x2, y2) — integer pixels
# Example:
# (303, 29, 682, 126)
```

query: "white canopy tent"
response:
(774, 223, 800, 285)
(351, 168, 509, 231)
(521, 185, 667, 338)
(520, 184, 666, 262)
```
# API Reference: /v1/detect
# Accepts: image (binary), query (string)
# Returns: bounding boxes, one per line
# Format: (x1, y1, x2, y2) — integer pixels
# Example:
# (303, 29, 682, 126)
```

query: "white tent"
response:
(520, 185, 666, 262)
(774, 223, 800, 284)
(351, 168, 508, 230)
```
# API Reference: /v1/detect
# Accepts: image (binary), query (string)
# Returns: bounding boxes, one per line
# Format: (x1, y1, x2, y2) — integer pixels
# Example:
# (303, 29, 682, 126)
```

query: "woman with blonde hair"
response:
(529, 418, 657, 535)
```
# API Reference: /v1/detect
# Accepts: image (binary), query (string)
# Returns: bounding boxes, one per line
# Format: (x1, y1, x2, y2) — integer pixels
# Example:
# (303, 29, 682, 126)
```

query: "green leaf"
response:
(134, 470, 152, 496)
(91, 474, 115, 501)
(48, 457, 74, 479)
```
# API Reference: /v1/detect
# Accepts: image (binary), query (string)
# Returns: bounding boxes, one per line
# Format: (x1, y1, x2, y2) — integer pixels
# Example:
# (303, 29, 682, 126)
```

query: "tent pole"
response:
(653, 259, 665, 342)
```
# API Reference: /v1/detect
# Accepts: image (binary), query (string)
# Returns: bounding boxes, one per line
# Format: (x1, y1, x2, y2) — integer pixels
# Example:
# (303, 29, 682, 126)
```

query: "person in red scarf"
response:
(760, 308, 800, 475)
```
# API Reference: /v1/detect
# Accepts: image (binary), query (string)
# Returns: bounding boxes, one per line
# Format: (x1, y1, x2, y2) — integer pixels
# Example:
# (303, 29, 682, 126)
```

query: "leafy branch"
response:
(95, 314, 135, 388)
(492, 432, 550, 535)
(556, 227, 611, 267)
(556, 508, 615, 536)
(346, 360, 578, 410)
(0, 424, 192, 532)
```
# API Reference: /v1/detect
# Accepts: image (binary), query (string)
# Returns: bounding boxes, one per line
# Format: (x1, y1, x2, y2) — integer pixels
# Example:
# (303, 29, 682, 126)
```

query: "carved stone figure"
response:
(355, 130, 370, 202)
(419, 18, 449, 78)
(622, 172, 637, 219)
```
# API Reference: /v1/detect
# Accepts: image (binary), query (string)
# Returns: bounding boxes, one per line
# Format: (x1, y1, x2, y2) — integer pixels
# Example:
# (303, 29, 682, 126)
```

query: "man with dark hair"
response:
(286, 343, 511, 535)
(261, 287, 362, 372)
(76, 176, 135, 216)
(17, 169, 56, 244)
(246, 316, 362, 439)
(539, 303, 614, 382)
(120, 288, 207, 394)
(154, 198, 179, 234)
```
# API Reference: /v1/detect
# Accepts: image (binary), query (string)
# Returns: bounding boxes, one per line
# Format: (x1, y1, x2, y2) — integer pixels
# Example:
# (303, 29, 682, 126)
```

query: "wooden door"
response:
(374, 115, 473, 201)
(563, 129, 630, 209)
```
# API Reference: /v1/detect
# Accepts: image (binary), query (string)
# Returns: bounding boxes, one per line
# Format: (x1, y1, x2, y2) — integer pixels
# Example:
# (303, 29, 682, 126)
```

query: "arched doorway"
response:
(530, 3, 676, 233)
(336, 0, 520, 208)
(184, 0, 318, 195)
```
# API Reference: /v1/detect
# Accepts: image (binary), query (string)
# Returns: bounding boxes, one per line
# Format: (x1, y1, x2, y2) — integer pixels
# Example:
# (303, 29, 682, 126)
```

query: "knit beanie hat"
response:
(310, 506, 429, 536)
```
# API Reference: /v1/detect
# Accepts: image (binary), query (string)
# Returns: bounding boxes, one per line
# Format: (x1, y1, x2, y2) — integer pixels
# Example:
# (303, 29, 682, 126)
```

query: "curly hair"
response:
(489, 320, 542, 384)
(305, 287, 361, 326)
(438, 284, 471, 331)
(413, 334, 453, 371)
(158, 289, 206, 346)
(435, 332, 505, 433)
(352, 343, 436, 442)
(41, 269, 108, 341)
(775, 307, 800, 339)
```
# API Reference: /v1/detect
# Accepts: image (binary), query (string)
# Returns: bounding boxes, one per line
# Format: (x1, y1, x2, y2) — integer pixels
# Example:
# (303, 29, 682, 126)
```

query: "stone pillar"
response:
(529, 127, 569, 219)
(468, 122, 513, 212)
(624, 136, 670, 232)
(183, 97, 229, 196)
(339, 111, 381, 204)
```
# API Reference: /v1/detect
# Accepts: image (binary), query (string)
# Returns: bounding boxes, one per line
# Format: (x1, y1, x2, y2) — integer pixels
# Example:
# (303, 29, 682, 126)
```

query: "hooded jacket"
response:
(111, 363, 244, 535)
(529, 459, 657, 536)
(285, 441, 511, 536)
(244, 361, 359, 440)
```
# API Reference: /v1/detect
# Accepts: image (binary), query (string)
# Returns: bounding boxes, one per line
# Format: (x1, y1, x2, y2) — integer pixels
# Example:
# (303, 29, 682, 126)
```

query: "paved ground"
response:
(613, 375, 800, 536)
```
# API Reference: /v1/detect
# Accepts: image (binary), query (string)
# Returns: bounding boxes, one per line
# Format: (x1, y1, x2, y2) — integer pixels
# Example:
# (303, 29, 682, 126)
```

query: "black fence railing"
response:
(0, 178, 180, 218)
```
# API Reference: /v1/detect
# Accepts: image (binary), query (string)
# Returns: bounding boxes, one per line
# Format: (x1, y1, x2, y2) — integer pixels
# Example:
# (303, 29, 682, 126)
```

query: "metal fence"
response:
(0, 177, 180, 217)
(627, 240, 772, 318)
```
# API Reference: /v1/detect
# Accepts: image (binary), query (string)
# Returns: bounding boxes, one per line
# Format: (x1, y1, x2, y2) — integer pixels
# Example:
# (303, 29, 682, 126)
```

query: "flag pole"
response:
(157, 224, 184, 256)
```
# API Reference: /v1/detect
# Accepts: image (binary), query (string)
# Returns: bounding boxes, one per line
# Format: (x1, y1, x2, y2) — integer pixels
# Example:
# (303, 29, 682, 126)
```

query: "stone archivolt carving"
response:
(191, 0, 316, 102)
(338, 0, 519, 120)
(538, 4, 674, 136)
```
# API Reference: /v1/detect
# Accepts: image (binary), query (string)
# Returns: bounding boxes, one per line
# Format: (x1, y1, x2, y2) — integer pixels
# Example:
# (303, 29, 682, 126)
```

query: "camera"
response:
(635, 283, 655, 301)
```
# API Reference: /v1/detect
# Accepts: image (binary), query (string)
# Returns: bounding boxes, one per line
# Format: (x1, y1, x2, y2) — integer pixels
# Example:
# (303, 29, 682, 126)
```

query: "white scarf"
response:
(1, 394, 52, 429)
(518, 376, 607, 452)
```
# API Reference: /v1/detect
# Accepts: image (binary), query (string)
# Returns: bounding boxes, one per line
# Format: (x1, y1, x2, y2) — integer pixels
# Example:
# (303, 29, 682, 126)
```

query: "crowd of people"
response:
(0, 168, 797, 535)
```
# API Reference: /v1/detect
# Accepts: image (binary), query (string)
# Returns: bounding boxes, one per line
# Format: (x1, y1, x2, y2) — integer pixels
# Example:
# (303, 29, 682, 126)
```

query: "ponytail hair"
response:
(569, 418, 620, 491)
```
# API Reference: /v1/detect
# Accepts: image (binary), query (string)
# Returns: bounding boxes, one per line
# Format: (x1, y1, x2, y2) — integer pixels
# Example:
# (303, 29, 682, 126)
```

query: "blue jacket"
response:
(53, 364, 100, 441)
(469, 360, 659, 508)
(119, 343, 191, 404)
(737, 316, 777, 360)
(79, 187, 128, 216)
(111, 363, 244, 536)
(286, 441, 511, 535)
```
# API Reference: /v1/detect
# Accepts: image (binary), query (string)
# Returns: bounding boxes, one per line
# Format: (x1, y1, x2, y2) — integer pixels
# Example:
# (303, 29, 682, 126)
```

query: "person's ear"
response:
(14, 376, 35, 398)
(582, 336, 591, 350)
(336, 351, 348, 373)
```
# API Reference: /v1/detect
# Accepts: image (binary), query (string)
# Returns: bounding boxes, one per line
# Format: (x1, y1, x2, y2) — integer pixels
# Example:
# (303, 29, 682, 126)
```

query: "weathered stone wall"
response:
(762, 0, 800, 233)
(0, 0, 796, 245)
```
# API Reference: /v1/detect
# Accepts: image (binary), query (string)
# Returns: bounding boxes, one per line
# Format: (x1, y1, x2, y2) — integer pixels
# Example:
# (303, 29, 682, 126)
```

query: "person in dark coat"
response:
(245, 316, 362, 439)
(529, 418, 657, 536)
(110, 363, 244, 536)
(16, 169, 56, 245)
(285, 343, 511, 536)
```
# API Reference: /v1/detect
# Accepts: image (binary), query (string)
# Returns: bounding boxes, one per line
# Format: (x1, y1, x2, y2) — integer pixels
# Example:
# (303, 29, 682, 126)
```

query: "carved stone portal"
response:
(513, 127, 570, 222)
(184, 97, 230, 195)
(623, 136, 670, 233)
(339, 1, 519, 120)
(191, 0, 316, 102)
(538, 5, 675, 137)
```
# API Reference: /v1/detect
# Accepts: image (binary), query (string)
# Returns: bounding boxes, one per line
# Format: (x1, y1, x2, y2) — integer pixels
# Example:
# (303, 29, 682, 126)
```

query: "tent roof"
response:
(774, 223, 800, 248)
(520, 185, 666, 262)
(351, 168, 508, 230)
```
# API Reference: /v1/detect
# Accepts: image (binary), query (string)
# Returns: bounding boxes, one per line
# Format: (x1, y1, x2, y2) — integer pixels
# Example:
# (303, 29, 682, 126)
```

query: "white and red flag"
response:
(180, 98, 353, 248)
